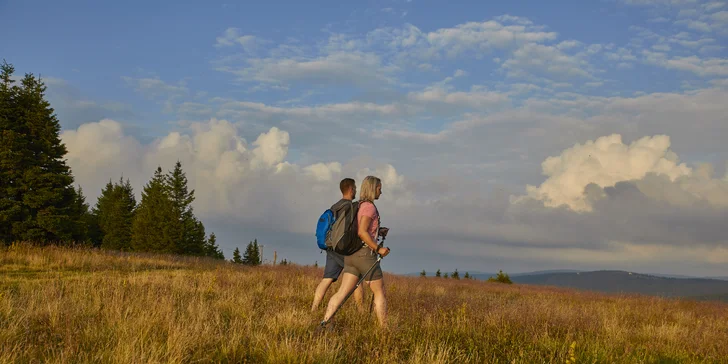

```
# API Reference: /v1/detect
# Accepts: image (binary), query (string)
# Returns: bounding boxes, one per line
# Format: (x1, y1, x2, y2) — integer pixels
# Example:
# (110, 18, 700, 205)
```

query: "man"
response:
(311, 178, 364, 312)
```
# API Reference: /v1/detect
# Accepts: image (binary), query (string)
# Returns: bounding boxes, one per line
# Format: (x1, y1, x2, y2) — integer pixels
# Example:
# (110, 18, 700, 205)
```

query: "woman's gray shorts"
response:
(343, 246, 383, 281)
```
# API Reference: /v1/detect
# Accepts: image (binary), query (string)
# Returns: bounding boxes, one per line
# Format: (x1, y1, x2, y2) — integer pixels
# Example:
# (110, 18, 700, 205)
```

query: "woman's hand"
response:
(377, 246, 390, 257)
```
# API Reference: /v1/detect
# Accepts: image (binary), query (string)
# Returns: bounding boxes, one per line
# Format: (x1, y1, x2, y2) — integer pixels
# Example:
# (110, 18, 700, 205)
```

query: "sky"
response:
(2, 0, 728, 277)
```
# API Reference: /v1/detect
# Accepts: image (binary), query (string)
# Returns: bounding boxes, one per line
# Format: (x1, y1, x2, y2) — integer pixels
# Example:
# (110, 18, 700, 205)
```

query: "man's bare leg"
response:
(311, 278, 334, 311)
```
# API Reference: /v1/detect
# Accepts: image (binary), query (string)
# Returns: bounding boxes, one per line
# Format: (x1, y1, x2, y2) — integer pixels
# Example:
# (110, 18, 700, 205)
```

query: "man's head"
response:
(340, 178, 356, 200)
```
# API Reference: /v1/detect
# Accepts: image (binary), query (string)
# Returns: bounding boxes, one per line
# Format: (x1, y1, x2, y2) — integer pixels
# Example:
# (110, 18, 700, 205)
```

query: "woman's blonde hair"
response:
(358, 176, 381, 203)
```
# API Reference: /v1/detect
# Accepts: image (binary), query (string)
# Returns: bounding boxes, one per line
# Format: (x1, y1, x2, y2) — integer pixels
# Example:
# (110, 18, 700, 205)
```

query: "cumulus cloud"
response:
(518, 134, 694, 211)
(61, 118, 728, 275)
(61, 118, 407, 235)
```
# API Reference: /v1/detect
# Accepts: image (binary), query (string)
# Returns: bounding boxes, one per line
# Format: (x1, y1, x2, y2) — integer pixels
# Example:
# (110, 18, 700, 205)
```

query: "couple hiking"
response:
(312, 176, 391, 328)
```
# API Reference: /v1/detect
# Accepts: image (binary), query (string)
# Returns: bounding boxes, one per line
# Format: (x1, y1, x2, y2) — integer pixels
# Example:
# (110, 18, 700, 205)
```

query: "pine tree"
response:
(204, 232, 225, 260)
(232, 247, 243, 264)
(444, 273, 449, 279)
(420, 269, 426, 277)
(452, 269, 460, 280)
(253, 239, 261, 265)
(0, 61, 21, 244)
(435, 269, 441, 278)
(166, 161, 206, 256)
(69, 185, 94, 245)
(131, 167, 175, 253)
(464, 272, 470, 279)
(243, 239, 261, 266)
(0, 61, 82, 244)
(95, 177, 136, 251)
(487, 270, 513, 284)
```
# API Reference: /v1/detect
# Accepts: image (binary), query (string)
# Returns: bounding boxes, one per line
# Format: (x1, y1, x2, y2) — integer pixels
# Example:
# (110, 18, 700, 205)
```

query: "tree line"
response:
(420, 269, 513, 283)
(0, 60, 224, 259)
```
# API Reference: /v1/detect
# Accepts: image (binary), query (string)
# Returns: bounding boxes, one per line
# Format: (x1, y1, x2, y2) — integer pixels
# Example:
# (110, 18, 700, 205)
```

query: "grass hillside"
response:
(1, 244, 727, 363)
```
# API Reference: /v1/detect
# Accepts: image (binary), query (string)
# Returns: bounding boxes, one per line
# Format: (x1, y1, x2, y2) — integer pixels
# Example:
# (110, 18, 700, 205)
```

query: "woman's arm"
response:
(358, 216, 377, 250)
(358, 216, 390, 257)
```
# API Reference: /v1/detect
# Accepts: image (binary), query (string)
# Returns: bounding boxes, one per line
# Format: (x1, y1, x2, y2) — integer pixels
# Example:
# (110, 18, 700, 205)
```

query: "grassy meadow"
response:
(1, 243, 727, 363)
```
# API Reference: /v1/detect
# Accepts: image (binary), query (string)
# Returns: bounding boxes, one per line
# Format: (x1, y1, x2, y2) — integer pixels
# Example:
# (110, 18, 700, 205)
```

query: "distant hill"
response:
(508, 270, 728, 302)
(408, 269, 728, 302)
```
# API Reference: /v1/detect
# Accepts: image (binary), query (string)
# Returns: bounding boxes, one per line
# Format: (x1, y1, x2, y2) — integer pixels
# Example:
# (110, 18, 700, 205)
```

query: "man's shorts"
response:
(323, 249, 345, 281)
(343, 246, 383, 281)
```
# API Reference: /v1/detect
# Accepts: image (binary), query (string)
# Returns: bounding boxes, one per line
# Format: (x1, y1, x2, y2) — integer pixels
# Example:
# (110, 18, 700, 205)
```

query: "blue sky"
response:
(2, 0, 728, 276)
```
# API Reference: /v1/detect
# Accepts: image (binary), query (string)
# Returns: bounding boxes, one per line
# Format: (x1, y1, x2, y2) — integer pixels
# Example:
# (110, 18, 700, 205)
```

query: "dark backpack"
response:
(315, 200, 361, 255)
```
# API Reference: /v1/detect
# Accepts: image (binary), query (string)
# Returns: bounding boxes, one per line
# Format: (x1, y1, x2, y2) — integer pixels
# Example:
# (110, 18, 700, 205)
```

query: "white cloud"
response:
(423, 20, 558, 58)
(517, 134, 694, 211)
(704, 2, 726, 12)
(215, 28, 263, 50)
(642, 51, 728, 76)
(407, 85, 510, 110)
(222, 51, 396, 88)
(61, 118, 407, 235)
(622, 0, 698, 5)
(61, 119, 145, 190)
(122, 76, 188, 100)
(676, 19, 713, 32)
(501, 43, 593, 79)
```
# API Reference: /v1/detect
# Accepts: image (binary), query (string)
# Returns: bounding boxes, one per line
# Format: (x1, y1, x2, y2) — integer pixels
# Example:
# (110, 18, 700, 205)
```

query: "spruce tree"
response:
(166, 161, 206, 256)
(464, 272, 470, 279)
(95, 177, 136, 251)
(435, 269, 441, 278)
(131, 166, 175, 253)
(232, 247, 243, 264)
(420, 270, 426, 277)
(0, 61, 20, 244)
(0, 61, 82, 244)
(204, 232, 225, 260)
(243, 239, 261, 266)
(242, 241, 253, 265)
(452, 269, 460, 280)
(69, 185, 94, 244)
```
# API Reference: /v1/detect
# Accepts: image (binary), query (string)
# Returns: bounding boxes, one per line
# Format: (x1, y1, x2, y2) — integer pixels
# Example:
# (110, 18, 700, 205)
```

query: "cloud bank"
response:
(61, 119, 728, 276)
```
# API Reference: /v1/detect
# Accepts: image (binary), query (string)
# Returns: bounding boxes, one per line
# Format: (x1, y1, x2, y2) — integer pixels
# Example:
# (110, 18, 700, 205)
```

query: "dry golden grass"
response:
(1, 242, 727, 363)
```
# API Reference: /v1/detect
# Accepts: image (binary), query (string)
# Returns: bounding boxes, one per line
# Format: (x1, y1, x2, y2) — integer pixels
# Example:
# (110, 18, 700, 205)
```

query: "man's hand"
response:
(377, 246, 390, 257)
(379, 227, 389, 238)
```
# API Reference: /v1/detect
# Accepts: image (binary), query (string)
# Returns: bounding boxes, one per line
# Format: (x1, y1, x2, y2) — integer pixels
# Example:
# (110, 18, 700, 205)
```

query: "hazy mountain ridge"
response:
(408, 269, 728, 302)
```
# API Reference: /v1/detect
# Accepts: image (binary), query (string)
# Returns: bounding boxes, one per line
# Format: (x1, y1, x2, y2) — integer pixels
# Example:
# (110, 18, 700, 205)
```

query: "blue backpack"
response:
(315, 209, 335, 250)
(315, 200, 361, 255)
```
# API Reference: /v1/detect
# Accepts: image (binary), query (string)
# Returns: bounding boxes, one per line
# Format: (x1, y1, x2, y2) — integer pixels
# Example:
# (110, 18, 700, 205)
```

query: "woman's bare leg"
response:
(366, 278, 387, 327)
(322, 272, 360, 322)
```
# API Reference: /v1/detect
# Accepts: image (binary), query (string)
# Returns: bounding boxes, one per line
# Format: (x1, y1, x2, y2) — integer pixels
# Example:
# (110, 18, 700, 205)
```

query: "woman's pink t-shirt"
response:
(358, 201, 379, 242)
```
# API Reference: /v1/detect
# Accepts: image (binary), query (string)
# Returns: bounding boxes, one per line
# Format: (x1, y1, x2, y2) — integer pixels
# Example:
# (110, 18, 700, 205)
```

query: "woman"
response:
(321, 175, 390, 327)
